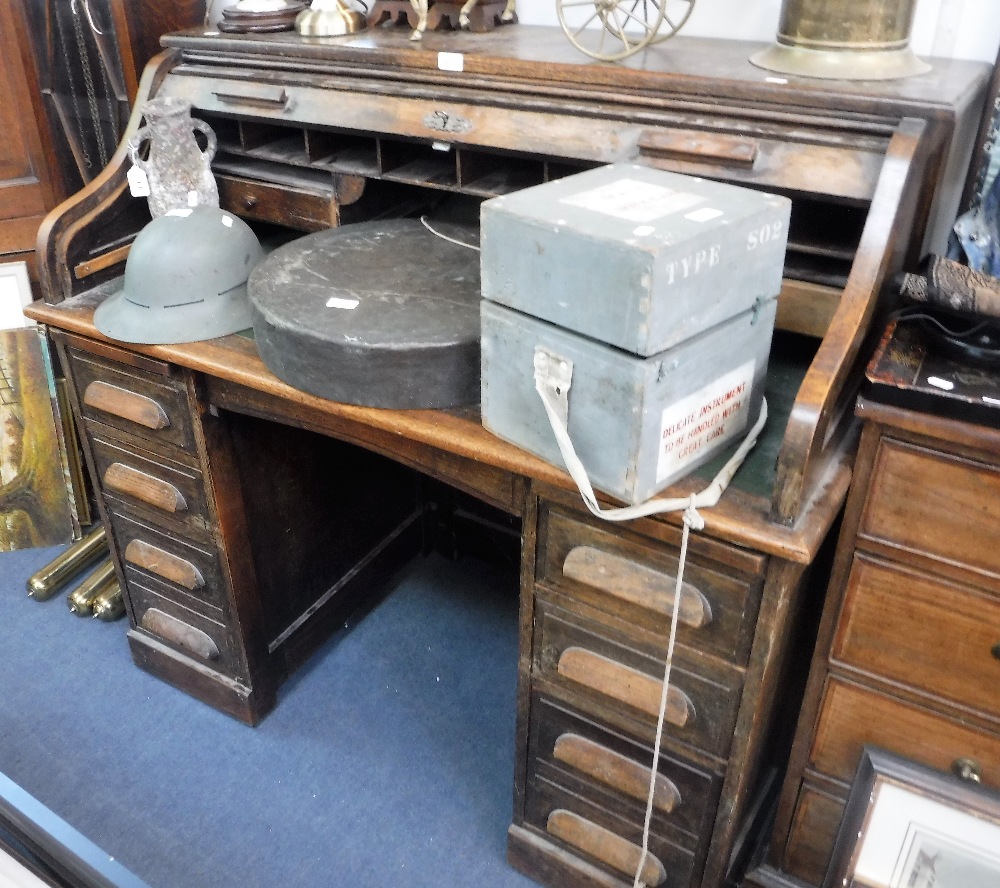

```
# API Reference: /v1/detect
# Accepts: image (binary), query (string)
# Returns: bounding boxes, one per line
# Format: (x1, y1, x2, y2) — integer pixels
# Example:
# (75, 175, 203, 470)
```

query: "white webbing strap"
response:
(532, 353, 768, 524)
(532, 350, 767, 888)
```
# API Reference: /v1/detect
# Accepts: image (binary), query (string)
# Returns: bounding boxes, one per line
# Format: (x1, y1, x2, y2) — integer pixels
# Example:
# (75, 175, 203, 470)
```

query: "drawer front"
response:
(535, 598, 742, 760)
(780, 783, 844, 887)
(89, 430, 212, 537)
(810, 676, 1000, 789)
(832, 554, 1000, 720)
(529, 693, 720, 842)
(66, 347, 195, 451)
(217, 174, 335, 231)
(109, 510, 228, 615)
(536, 504, 764, 665)
(860, 438, 1000, 578)
(127, 579, 244, 677)
(524, 772, 697, 888)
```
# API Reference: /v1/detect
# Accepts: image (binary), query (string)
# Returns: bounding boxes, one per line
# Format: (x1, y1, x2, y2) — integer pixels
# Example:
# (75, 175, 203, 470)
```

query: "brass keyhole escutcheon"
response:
(952, 757, 982, 783)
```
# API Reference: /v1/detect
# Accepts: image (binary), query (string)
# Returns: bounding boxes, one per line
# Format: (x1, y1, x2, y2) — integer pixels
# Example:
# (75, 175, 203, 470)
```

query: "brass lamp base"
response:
(750, 43, 931, 81)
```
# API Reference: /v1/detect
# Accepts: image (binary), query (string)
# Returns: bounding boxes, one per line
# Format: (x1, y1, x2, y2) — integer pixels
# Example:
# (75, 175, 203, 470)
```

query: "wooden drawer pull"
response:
(557, 647, 694, 728)
(638, 128, 758, 168)
(546, 809, 666, 887)
(124, 540, 204, 591)
(103, 463, 188, 514)
(140, 608, 219, 661)
(83, 381, 170, 430)
(553, 732, 681, 814)
(563, 546, 712, 629)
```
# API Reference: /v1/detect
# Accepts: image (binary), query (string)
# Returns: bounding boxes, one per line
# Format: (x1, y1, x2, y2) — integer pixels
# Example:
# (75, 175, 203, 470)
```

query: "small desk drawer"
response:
(90, 430, 212, 537)
(859, 437, 1000, 578)
(109, 510, 228, 614)
(217, 174, 336, 232)
(781, 783, 844, 887)
(127, 580, 243, 677)
(528, 693, 720, 842)
(536, 503, 764, 665)
(524, 772, 696, 888)
(832, 554, 1000, 720)
(534, 597, 742, 760)
(810, 676, 1000, 789)
(67, 347, 195, 452)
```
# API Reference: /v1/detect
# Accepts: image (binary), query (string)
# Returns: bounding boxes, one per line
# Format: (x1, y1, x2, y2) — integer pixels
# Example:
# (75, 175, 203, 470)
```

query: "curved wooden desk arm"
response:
(35, 50, 179, 305)
(771, 116, 940, 525)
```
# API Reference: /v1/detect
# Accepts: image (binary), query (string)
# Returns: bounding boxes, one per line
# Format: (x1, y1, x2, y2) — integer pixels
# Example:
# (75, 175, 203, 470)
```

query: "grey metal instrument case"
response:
(480, 163, 790, 357)
(479, 163, 789, 505)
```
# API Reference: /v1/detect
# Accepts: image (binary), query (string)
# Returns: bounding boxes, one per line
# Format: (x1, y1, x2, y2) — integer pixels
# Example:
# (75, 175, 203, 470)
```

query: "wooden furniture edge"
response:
(771, 117, 938, 524)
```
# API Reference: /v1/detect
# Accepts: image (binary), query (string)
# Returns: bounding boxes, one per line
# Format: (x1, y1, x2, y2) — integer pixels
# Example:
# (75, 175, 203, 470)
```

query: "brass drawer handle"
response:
(546, 809, 666, 886)
(124, 540, 204, 591)
(140, 608, 219, 661)
(952, 757, 982, 784)
(557, 647, 695, 728)
(83, 380, 170, 430)
(563, 546, 712, 629)
(553, 732, 681, 814)
(103, 463, 188, 514)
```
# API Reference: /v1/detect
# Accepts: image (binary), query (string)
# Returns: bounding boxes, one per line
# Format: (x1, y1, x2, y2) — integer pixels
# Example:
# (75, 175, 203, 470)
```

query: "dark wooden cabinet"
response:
(28, 28, 990, 888)
(747, 337, 1000, 887)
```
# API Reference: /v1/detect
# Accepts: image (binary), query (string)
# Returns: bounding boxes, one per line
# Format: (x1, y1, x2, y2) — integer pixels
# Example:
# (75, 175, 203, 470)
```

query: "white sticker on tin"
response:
(686, 207, 724, 223)
(561, 179, 704, 223)
(326, 296, 360, 310)
(656, 360, 755, 482)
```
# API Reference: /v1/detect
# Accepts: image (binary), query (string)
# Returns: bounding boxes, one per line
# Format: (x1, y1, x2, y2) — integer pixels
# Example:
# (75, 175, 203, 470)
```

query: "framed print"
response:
(0, 260, 35, 330)
(825, 747, 1000, 888)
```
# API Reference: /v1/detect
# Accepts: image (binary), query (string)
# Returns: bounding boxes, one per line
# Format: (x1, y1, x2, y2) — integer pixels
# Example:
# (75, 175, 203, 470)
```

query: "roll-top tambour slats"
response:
(140, 607, 220, 661)
(563, 546, 712, 629)
(125, 539, 204, 590)
(553, 733, 681, 814)
(557, 647, 694, 728)
(83, 380, 170, 430)
(546, 809, 666, 887)
(103, 463, 188, 514)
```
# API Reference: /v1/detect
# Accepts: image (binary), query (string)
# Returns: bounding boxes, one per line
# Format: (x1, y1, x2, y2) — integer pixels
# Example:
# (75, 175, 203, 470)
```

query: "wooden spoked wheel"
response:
(556, 0, 696, 61)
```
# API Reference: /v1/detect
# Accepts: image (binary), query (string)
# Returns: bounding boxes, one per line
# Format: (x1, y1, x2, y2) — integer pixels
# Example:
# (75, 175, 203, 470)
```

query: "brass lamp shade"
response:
(750, 0, 931, 80)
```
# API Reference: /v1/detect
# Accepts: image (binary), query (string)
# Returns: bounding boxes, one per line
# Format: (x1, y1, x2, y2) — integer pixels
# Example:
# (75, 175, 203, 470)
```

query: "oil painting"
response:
(0, 326, 77, 550)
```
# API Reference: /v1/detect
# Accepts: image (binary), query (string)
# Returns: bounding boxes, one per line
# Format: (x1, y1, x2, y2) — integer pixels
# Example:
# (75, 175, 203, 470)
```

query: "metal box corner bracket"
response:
(480, 162, 790, 357)
(481, 298, 777, 505)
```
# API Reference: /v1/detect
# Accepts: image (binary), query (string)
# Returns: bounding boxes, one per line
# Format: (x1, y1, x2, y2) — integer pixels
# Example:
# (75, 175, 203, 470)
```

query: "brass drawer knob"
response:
(952, 757, 982, 784)
(83, 380, 170, 430)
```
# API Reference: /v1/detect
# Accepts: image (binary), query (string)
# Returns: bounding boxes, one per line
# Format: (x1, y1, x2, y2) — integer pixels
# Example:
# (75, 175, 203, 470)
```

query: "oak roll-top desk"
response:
(28, 28, 989, 888)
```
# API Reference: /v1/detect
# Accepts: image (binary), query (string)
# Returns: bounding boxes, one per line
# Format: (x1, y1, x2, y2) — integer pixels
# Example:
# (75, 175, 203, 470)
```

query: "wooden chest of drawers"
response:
(747, 394, 1000, 887)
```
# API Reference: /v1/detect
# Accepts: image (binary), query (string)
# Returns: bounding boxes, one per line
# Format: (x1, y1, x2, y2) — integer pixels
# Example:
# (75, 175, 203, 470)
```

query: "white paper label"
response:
(127, 165, 150, 197)
(437, 52, 464, 72)
(561, 179, 704, 223)
(656, 361, 755, 482)
(326, 296, 360, 310)
(686, 207, 724, 223)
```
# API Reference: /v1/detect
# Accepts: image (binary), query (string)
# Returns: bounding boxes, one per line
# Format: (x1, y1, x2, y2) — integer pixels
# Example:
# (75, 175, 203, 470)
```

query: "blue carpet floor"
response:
(1, 545, 537, 888)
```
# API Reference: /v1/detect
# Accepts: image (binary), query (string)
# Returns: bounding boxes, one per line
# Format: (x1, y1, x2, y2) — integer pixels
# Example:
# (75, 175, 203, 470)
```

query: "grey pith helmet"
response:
(94, 207, 263, 344)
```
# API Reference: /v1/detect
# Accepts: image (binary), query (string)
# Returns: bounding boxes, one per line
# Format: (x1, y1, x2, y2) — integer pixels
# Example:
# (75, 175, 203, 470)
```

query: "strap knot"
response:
(683, 495, 704, 531)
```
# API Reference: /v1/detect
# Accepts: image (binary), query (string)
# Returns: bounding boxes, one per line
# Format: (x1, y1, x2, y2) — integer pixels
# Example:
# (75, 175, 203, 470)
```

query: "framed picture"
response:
(825, 747, 1000, 888)
(0, 260, 35, 330)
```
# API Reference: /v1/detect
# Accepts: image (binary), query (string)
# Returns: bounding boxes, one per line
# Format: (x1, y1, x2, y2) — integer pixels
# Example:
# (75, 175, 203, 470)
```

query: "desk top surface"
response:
(29, 286, 849, 563)
(162, 24, 990, 120)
